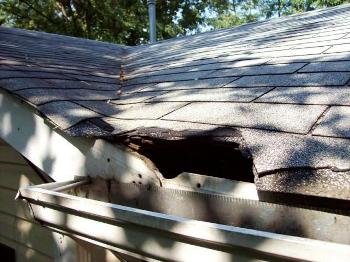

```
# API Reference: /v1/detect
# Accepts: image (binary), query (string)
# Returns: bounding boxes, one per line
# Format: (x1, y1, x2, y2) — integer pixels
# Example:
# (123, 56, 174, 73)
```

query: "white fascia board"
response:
(0, 89, 161, 184)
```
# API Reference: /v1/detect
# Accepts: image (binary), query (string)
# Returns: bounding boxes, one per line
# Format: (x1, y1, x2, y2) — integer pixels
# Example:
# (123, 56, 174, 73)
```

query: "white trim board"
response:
(0, 89, 161, 183)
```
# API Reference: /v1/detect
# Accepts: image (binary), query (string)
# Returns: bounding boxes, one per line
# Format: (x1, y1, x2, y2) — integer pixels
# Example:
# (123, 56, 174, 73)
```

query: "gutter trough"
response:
(17, 177, 350, 261)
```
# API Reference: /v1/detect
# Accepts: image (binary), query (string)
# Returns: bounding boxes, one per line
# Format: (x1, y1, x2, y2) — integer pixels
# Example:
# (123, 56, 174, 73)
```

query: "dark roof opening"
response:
(114, 127, 254, 182)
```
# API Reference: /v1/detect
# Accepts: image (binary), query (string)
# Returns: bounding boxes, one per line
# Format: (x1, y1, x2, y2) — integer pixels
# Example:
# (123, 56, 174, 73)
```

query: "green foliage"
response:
(0, 0, 216, 45)
(0, 0, 148, 45)
(206, 13, 244, 29)
(0, 0, 349, 45)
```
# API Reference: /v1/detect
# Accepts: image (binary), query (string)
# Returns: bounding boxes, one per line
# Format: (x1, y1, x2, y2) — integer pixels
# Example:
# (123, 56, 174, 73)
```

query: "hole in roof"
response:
(115, 127, 254, 182)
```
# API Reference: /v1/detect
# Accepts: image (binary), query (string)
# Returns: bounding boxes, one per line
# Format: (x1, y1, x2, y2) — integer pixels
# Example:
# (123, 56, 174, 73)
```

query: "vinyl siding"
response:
(0, 139, 54, 261)
(0, 138, 124, 262)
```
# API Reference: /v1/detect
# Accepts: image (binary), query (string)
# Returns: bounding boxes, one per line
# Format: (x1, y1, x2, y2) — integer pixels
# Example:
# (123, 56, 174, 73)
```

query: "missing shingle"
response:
(113, 127, 255, 182)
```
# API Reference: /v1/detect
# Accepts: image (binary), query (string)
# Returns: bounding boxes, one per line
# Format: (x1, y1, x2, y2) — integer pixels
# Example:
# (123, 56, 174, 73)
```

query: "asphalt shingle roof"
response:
(1, 4, 350, 205)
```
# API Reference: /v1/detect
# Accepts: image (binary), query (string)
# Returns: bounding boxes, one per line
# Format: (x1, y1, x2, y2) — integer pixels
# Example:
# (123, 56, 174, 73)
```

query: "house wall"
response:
(0, 138, 124, 262)
(0, 138, 55, 261)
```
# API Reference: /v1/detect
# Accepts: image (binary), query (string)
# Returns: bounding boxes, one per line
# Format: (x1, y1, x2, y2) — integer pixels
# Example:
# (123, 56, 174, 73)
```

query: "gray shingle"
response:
(225, 72, 350, 87)
(16, 88, 121, 105)
(150, 87, 272, 102)
(254, 46, 330, 58)
(128, 53, 254, 73)
(211, 58, 270, 69)
(111, 91, 166, 104)
(75, 100, 130, 117)
(126, 66, 200, 79)
(0, 64, 12, 71)
(126, 46, 328, 74)
(265, 32, 347, 49)
(299, 61, 350, 72)
(283, 37, 350, 50)
(45, 79, 119, 90)
(0, 78, 52, 91)
(122, 83, 158, 93)
(103, 118, 218, 135)
(313, 106, 350, 138)
(67, 74, 119, 84)
(125, 70, 214, 85)
(208, 63, 306, 78)
(257, 86, 350, 105)
(126, 58, 270, 79)
(0, 69, 73, 80)
(143, 77, 237, 91)
(256, 169, 350, 201)
(163, 102, 326, 134)
(0, 57, 28, 66)
(4, 63, 120, 81)
(268, 53, 350, 64)
(38, 101, 101, 129)
(241, 129, 350, 173)
(115, 101, 187, 119)
(325, 43, 350, 53)
(76, 100, 186, 119)
(31, 63, 120, 78)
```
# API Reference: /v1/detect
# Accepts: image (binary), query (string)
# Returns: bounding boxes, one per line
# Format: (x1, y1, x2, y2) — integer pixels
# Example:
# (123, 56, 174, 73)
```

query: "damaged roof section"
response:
(1, 5, 350, 206)
(111, 127, 254, 182)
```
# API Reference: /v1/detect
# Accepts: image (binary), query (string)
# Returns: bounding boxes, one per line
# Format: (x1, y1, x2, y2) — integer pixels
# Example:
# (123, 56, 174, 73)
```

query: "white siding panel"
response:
(0, 163, 43, 190)
(0, 142, 124, 262)
(0, 142, 55, 260)
(0, 236, 52, 262)
(0, 144, 26, 165)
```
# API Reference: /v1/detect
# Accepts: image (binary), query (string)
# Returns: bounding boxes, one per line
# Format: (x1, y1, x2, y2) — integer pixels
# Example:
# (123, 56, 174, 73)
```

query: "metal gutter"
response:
(17, 179, 350, 262)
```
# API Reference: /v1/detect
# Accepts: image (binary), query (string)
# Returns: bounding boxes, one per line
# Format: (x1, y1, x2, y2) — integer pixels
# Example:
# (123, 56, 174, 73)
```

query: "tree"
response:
(0, 0, 220, 45)
(1, 0, 349, 45)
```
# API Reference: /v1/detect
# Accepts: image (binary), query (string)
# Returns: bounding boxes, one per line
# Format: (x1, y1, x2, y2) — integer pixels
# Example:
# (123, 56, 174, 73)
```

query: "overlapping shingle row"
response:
(1, 5, 350, 204)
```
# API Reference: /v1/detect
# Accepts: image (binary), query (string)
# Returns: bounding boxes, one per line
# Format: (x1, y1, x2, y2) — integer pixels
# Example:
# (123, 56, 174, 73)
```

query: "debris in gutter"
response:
(69, 176, 350, 244)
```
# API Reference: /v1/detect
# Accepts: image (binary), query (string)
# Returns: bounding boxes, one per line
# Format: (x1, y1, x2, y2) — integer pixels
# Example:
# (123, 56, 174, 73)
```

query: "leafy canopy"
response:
(0, 0, 349, 45)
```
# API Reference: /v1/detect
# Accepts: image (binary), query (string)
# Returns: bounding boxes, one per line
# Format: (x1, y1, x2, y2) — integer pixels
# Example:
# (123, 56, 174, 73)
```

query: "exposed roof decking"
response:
(1, 4, 350, 203)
